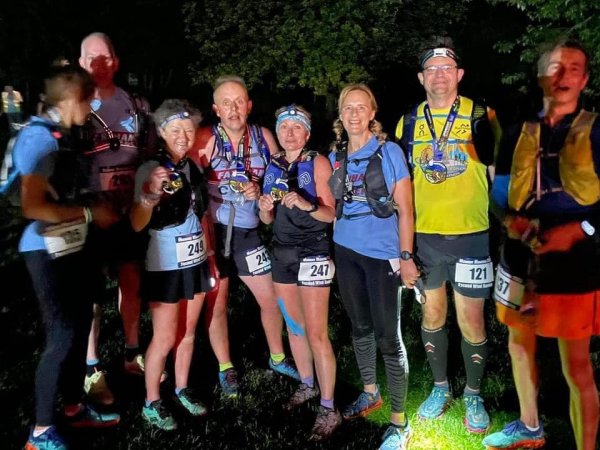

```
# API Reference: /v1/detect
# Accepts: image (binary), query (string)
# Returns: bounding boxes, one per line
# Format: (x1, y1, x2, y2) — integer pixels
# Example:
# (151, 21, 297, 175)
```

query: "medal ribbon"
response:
(423, 96, 460, 160)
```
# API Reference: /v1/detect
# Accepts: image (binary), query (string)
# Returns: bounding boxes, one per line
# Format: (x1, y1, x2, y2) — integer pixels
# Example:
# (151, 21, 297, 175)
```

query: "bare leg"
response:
(205, 277, 232, 365)
(507, 327, 540, 427)
(86, 303, 102, 362)
(558, 337, 599, 450)
(300, 285, 336, 401)
(173, 293, 205, 389)
(118, 261, 141, 348)
(241, 273, 284, 355)
(274, 283, 312, 379)
(145, 302, 178, 402)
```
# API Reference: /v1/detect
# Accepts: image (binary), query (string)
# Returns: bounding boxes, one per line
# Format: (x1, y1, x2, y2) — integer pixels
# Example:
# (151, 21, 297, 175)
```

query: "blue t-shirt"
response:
(329, 136, 410, 260)
(13, 117, 59, 252)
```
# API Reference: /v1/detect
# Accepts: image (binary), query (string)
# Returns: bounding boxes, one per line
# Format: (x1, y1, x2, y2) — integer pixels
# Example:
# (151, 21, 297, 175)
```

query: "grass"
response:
(0, 205, 598, 449)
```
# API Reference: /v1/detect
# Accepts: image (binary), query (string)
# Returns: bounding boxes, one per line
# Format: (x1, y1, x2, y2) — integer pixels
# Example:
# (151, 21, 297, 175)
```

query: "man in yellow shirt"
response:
(396, 42, 497, 434)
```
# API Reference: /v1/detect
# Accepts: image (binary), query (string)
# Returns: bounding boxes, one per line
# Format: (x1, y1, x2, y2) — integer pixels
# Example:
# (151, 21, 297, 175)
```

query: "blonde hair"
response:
(331, 83, 387, 150)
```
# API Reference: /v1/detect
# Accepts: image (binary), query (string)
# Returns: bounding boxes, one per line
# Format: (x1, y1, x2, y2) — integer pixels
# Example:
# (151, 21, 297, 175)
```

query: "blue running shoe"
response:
(268, 357, 300, 381)
(379, 424, 412, 450)
(482, 420, 546, 449)
(65, 403, 120, 428)
(417, 386, 452, 419)
(218, 368, 239, 399)
(463, 394, 490, 433)
(25, 426, 67, 450)
(175, 388, 208, 417)
(342, 388, 383, 420)
(142, 399, 177, 431)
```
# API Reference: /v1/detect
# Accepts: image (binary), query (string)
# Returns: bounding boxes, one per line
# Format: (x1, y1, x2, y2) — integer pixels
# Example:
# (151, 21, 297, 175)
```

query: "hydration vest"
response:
(508, 110, 600, 211)
(148, 154, 209, 230)
(263, 150, 318, 202)
(328, 141, 395, 219)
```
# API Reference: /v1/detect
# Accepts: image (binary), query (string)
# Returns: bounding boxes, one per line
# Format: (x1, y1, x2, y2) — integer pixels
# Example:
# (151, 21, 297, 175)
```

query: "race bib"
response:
(493, 264, 525, 310)
(245, 245, 271, 275)
(298, 256, 335, 286)
(43, 220, 88, 259)
(99, 165, 135, 191)
(455, 257, 493, 289)
(175, 231, 207, 268)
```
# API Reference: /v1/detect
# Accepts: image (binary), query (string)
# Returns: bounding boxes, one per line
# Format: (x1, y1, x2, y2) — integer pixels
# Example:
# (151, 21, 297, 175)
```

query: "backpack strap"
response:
(249, 124, 271, 165)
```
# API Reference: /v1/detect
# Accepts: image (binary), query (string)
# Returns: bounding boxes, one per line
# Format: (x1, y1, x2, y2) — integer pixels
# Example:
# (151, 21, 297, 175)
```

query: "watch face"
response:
(400, 251, 412, 261)
(582, 220, 595, 236)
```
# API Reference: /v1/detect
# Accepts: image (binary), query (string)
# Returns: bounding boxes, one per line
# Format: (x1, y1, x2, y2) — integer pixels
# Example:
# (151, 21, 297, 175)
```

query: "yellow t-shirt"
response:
(395, 96, 490, 234)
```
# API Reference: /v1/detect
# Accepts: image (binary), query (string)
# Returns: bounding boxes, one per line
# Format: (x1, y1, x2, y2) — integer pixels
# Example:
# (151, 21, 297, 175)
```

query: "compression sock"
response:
(421, 326, 449, 384)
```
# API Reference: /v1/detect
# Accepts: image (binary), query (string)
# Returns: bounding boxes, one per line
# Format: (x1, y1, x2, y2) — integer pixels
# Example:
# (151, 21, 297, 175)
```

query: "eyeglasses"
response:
(422, 64, 458, 74)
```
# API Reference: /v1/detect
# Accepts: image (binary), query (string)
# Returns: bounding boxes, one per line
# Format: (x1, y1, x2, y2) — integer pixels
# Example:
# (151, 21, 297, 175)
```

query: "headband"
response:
(419, 47, 460, 68)
(276, 106, 311, 132)
(160, 111, 191, 129)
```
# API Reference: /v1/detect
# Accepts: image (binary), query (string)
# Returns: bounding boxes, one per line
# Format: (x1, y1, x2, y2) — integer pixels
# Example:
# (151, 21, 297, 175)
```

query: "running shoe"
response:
(124, 354, 167, 382)
(268, 357, 301, 381)
(342, 388, 383, 420)
(175, 388, 208, 417)
(482, 420, 546, 449)
(309, 406, 342, 441)
(65, 403, 120, 428)
(142, 399, 177, 431)
(379, 424, 412, 450)
(84, 369, 114, 406)
(417, 386, 452, 419)
(218, 367, 239, 399)
(463, 394, 490, 433)
(24, 426, 67, 450)
(284, 383, 320, 410)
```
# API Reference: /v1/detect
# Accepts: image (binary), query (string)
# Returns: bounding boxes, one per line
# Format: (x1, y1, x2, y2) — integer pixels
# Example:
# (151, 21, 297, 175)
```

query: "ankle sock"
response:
(301, 376, 314, 388)
(86, 360, 100, 376)
(270, 353, 285, 364)
(219, 362, 234, 372)
(320, 398, 334, 409)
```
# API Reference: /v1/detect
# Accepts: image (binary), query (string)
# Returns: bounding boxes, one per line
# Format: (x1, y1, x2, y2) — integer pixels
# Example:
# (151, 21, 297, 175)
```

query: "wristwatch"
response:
(400, 250, 414, 261)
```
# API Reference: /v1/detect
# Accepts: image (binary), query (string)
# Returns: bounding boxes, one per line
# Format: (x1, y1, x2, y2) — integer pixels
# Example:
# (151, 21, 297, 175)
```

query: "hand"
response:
(400, 259, 420, 289)
(504, 215, 539, 242)
(281, 191, 312, 211)
(242, 181, 260, 200)
(258, 194, 275, 212)
(533, 222, 586, 254)
(148, 166, 169, 195)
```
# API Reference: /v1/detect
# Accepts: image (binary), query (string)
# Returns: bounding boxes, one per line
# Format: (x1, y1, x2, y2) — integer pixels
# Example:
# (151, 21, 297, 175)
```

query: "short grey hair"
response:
(212, 75, 248, 103)
(80, 32, 116, 58)
(152, 99, 202, 132)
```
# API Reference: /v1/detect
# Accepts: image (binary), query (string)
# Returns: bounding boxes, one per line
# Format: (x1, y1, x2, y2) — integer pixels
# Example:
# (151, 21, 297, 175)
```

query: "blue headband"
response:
(419, 47, 460, 68)
(276, 106, 311, 132)
(160, 111, 191, 129)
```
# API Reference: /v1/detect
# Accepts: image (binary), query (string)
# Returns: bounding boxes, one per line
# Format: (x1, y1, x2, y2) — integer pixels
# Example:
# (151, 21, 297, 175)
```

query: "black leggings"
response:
(24, 250, 94, 426)
(334, 244, 409, 413)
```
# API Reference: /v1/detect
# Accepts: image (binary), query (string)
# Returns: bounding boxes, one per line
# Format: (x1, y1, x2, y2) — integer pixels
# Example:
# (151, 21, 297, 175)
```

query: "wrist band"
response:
(83, 206, 93, 224)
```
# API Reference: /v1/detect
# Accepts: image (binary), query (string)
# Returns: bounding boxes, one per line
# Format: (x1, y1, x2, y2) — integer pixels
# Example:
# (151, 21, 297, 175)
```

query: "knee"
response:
(307, 327, 330, 351)
(561, 356, 593, 390)
(177, 333, 195, 348)
(376, 334, 400, 356)
(152, 332, 177, 354)
(422, 307, 446, 328)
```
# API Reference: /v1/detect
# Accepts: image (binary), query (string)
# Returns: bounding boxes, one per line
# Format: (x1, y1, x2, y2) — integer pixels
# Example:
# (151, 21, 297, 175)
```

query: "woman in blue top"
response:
(259, 105, 340, 440)
(328, 84, 419, 450)
(130, 99, 212, 431)
(17, 66, 121, 450)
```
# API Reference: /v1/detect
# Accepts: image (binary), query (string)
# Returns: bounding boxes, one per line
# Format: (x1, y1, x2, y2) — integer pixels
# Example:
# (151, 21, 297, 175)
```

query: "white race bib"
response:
(175, 232, 206, 268)
(245, 245, 271, 275)
(493, 264, 525, 310)
(298, 256, 335, 286)
(43, 220, 88, 259)
(455, 257, 493, 289)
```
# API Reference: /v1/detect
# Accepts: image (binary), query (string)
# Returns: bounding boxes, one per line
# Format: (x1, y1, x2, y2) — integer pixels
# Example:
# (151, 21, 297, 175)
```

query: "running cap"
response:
(275, 105, 311, 133)
(419, 47, 460, 68)
(160, 111, 191, 129)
